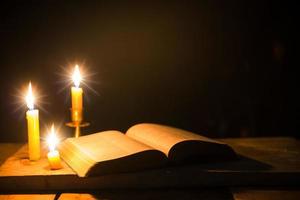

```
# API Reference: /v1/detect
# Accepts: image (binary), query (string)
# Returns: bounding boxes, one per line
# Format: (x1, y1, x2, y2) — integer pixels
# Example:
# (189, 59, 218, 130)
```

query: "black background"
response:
(0, 1, 297, 142)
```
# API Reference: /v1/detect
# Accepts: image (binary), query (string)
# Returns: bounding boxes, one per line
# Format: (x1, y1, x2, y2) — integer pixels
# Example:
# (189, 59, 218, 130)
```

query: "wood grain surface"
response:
(0, 144, 75, 176)
(1, 188, 299, 200)
(0, 194, 55, 200)
(0, 137, 299, 192)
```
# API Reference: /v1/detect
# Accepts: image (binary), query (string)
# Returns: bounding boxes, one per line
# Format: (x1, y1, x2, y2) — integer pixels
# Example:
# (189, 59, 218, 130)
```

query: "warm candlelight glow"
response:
(72, 65, 82, 88)
(46, 124, 62, 170)
(47, 124, 59, 152)
(26, 82, 35, 110)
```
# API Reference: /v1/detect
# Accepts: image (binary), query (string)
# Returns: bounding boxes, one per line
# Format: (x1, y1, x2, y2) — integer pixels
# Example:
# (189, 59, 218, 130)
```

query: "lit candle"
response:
(71, 65, 83, 123)
(46, 124, 62, 170)
(25, 82, 40, 161)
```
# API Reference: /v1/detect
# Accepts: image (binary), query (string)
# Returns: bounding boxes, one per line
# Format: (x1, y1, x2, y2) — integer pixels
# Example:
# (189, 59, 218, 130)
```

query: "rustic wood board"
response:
(222, 137, 300, 171)
(0, 144, 75, 176)
(232, 187, 300, 200)
(58, 189, 300, 200)
(58, 189, 233, 200)
(0, 194, 55, 200)
(0, 144, 23, 166)
(0, 137, 300, 192)
(1, 188, 300, 200)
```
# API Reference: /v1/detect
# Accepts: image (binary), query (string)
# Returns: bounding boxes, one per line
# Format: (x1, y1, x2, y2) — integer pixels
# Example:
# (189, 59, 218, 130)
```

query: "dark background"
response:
(0, 1, 297, 142)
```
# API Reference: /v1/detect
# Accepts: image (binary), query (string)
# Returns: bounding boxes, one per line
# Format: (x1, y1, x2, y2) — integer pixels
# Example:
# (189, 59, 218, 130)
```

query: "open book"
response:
(58, 123, 237, 177)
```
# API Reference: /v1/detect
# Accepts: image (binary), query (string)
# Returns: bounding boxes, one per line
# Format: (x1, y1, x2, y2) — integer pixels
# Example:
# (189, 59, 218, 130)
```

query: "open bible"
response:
(58, 123, 237, 177)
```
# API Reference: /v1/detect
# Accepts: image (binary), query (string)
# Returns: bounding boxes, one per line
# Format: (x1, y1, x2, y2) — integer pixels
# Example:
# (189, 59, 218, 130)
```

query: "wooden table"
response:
(0, 137, 299, 199)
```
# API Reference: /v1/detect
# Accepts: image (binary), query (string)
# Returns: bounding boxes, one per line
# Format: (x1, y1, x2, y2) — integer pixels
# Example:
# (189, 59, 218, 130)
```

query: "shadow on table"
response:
(182, 154, 273, 171)
(0, 143, 23, 166)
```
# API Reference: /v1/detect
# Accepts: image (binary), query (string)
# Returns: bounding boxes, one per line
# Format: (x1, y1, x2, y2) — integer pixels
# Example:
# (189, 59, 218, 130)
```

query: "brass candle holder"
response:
(66, 108, 89, 138)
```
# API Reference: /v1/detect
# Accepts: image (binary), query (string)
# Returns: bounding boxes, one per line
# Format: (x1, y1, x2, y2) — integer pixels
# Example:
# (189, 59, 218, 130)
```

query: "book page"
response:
(66, 130, 155, 162)
(126, 123, 235, 162)
(59, 130, 167, 176)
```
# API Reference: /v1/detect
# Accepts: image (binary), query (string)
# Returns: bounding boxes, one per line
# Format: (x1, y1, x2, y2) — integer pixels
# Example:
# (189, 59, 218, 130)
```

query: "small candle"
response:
(25, 82, 40, 161)
(46, 124, 62, 170)
(47, 150, 62, 170)
(71, 65, 83, 123)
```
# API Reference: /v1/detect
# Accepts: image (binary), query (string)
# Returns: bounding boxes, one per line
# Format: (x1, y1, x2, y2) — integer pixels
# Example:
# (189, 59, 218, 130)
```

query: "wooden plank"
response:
(222, 137, 300, 171)
(1, 189, 300, 200)
(0, 137, 300, 192)
(0, 194, 55, 200)
(59, 189, 300, 200)
(232, 187, 300, 200)
(0, 144, 23, 166)
(58, 189, 232, 200)
(0, 144, 74, 176)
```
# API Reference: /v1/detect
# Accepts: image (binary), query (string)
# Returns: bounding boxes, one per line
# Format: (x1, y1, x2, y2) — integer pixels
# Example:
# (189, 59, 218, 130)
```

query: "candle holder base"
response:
(65, 122, 90, 128)
(65, 122, 90, 138)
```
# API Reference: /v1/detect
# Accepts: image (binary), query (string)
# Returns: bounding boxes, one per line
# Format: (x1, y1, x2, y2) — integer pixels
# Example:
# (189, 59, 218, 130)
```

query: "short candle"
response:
(25, 82, 40, 161)
(46, 124, 62, 170)
(47, 150, 61, 170)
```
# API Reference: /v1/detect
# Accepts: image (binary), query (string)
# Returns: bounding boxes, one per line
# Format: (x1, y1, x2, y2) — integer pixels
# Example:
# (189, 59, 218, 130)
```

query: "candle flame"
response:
(47, 124, 59, 152)
(25, 82, 35, 110)
(72, 65, 82, 88)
